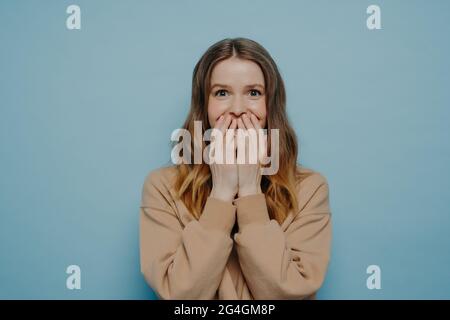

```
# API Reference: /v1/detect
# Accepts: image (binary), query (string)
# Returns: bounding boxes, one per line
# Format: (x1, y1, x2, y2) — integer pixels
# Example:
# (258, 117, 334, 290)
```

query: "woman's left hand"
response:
(236, 112, 265, 197)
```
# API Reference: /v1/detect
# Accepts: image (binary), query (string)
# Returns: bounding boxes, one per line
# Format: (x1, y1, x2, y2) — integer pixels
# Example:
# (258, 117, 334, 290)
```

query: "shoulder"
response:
(143, 165, 178, 188)
(141, 165, 178, 207)
(295, 165, 330, 213)
(296, 165, 329, 188)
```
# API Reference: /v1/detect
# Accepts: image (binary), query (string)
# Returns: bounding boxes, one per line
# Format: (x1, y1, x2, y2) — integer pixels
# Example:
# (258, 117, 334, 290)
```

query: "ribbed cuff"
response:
(233, 193, 270, 227)
(198, 197, 236, 234)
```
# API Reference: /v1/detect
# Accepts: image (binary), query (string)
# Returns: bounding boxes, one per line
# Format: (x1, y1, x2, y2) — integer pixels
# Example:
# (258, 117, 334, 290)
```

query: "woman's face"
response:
(207, 56, 267, 129)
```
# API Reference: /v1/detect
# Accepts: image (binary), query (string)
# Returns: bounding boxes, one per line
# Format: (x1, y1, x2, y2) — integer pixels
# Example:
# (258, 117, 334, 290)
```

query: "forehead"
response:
(210, 57, 265, 86)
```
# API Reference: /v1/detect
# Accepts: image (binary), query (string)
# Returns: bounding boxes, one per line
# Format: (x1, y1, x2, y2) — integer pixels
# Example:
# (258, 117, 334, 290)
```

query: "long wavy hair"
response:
(174, 37, 312, 225)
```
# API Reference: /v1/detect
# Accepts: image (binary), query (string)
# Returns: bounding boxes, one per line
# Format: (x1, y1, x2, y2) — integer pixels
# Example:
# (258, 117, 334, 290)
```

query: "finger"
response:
(242, 115, 257, 161)
(214, 114, 225, 129)
(231, 121, 238, 153)
(210, 114, 224, 144)
(258, 130, 268, 164)
(236, 118, 245, 154)
(218, 114, 232, 133)
(228, 119, 238, 152)
(235, 118, 251, 163)
(229, 118, 237, 130)
(225, 119, 237, 142)
(225, 121, 237, 163)
(242, 113, 254, 130)
(226, 118, 236, 139)
(249, 113, 262, 130)
(237, 117, 245, 130)
(248, 114, 263, 164)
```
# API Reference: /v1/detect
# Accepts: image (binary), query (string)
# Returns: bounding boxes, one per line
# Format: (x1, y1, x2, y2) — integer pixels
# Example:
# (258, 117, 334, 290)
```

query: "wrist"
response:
(210, 187, 236, 202)
(238, 185, 262, 198)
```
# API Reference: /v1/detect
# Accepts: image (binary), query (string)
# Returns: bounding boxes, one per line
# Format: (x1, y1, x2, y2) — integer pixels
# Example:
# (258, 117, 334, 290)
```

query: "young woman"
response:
(139, 38, 332, 300)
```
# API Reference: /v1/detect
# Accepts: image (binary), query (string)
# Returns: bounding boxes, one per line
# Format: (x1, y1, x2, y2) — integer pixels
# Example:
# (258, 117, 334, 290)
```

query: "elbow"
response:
(297, 275, 326, 299)
(141, 268, 215, 300)
(155, 282, 215, 300)
(288, 261, 329, 299)
(256, 266, 327, 300)
(275, 276, 325, 300)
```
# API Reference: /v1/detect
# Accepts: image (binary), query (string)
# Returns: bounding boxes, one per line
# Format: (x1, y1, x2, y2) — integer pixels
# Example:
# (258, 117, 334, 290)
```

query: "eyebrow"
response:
(210, 83, 265, 90)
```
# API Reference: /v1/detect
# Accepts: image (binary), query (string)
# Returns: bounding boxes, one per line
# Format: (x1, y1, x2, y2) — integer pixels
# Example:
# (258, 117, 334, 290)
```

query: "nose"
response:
(228, 96, 246, 119)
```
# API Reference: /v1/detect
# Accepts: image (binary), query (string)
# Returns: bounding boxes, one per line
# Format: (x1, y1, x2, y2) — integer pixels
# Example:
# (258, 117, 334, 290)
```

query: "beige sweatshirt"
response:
(139, 165, 332, 300)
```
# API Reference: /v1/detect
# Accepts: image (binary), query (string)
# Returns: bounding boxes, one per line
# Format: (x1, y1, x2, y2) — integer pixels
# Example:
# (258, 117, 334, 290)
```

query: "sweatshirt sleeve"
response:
(233, 173, 332, 300)
(139, 169, 236, 300)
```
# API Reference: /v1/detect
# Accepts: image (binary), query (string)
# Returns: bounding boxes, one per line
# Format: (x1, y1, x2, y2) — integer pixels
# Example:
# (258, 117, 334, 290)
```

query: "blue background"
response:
(1, 0, 449, 299)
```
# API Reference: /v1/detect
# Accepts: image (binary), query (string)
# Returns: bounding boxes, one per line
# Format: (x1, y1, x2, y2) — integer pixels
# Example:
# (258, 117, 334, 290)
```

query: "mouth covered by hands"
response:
(209, 112, 267, 201)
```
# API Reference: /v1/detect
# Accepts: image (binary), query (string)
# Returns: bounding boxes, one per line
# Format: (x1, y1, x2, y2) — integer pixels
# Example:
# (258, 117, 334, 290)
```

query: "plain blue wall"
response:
(1, 0, 449, 299)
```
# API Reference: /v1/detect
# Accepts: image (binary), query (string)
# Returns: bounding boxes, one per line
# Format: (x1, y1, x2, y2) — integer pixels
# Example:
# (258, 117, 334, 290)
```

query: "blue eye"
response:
(215, 89, 228, 97)
(249, 89, 261, 96)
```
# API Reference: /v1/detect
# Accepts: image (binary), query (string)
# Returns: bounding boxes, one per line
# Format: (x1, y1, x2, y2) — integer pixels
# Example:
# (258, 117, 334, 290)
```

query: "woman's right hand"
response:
(209, 114, 238, 202)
